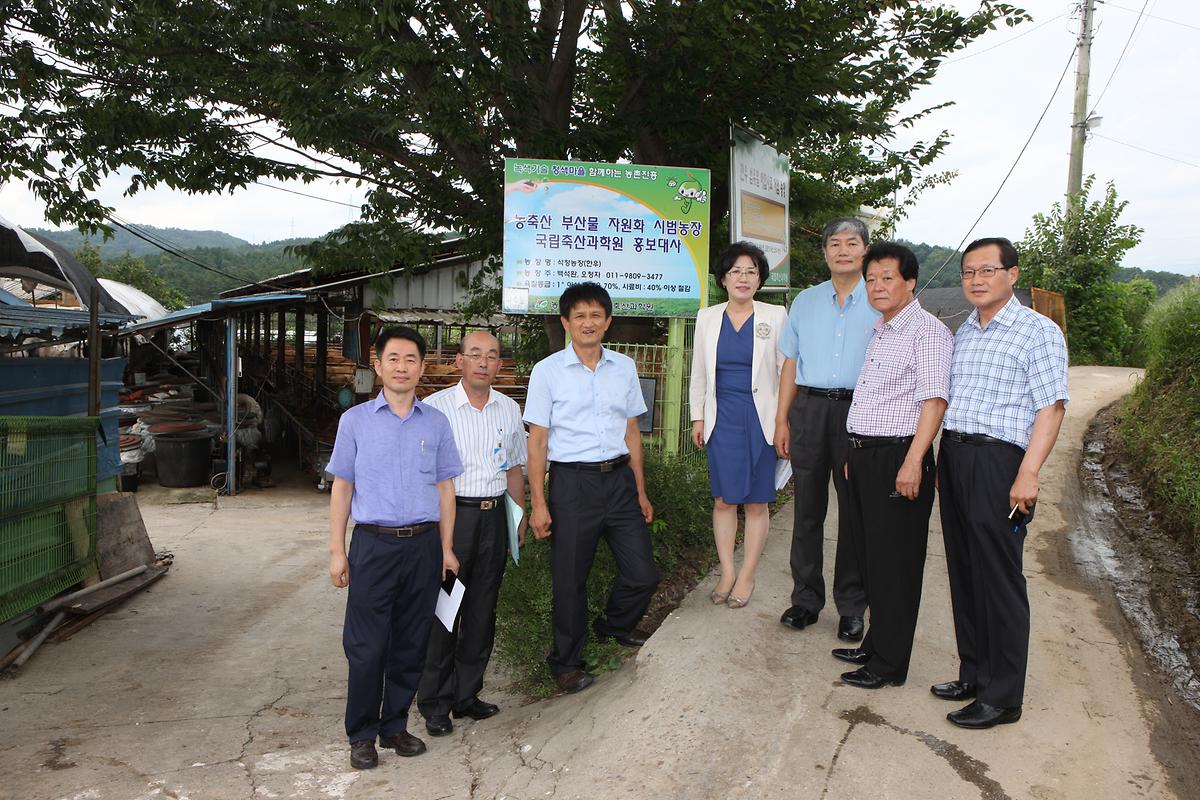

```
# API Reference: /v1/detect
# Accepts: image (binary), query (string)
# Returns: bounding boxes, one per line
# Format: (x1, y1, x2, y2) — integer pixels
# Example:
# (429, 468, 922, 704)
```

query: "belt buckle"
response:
(599, 461, 614, 473)
(848, 436, 862, 449)
(479, 499, 496, 510)
(395, 527, 414, 538)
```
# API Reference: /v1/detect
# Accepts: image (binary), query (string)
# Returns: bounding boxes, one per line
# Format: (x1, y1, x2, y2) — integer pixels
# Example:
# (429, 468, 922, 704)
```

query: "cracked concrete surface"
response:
(1, 367, 1195, 799)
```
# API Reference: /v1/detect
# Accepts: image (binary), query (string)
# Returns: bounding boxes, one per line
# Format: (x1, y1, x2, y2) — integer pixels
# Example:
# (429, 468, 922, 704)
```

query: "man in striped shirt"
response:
(833, 242, 953, 690)
(934, 237, 1068, 730)
(417, 331, 528, 737)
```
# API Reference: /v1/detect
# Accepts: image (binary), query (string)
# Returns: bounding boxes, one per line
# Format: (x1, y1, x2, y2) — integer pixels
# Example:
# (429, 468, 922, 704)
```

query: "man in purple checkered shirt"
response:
(932, 237, 1068, 731)
(832, 242, 953, 692)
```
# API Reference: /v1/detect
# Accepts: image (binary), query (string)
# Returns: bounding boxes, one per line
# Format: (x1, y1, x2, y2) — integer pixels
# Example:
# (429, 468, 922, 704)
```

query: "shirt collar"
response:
(878, 297, 923, 332)
(369, 390, 424, 418)
(829, 278, 867, 307)
(451, 379, 496, 409)
(966, 293, 1022, 330)
(563, 343, 611, 368)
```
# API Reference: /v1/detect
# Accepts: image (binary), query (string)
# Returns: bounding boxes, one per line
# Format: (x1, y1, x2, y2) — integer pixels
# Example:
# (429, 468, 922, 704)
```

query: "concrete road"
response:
(1, 366, 1192, 799)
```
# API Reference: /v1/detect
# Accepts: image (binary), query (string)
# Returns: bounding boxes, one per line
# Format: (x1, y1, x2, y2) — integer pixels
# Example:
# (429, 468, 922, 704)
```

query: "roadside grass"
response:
(493, 449, 714, 696)
(1116, 279, 1200, 567)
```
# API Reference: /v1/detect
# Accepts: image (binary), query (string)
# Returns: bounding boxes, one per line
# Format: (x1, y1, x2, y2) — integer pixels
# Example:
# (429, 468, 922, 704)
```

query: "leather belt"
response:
(357, 522, 437, 538)
(848, 434, 913, 449)
(550, 454, 630, 473)
(798, 385, 854, 401)
(457, 495, 506, 510)
(942, 430, 1023, 449)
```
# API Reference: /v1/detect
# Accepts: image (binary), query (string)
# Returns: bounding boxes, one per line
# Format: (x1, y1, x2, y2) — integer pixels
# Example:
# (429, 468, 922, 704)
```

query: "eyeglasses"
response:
(462, 352, 500, 363)
(960, 266, 1011, 280)
(727, 268, 758, 278)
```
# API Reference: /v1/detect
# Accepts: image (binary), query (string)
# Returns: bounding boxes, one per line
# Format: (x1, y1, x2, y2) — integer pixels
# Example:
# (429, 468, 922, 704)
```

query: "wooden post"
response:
(316, 303, 328, 389)
(87, 287, 100, 418)
(295, 303, 306, 377)
(276, 309, 286, 381)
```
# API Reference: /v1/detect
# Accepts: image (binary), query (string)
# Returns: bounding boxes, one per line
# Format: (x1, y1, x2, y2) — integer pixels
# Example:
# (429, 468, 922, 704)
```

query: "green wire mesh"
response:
(0, 417, 98, 623)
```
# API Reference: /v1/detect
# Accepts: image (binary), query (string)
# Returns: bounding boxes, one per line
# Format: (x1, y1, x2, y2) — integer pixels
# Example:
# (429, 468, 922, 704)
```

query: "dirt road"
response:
(1, 366, 1193, 799)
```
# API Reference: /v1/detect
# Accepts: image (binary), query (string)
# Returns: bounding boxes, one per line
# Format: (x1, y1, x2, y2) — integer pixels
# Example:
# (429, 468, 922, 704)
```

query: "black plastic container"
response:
(155, 431, 214, 487)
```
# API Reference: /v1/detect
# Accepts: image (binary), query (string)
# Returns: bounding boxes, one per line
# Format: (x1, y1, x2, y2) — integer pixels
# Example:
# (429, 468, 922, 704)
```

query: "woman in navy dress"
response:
(689, 242, 788, 608)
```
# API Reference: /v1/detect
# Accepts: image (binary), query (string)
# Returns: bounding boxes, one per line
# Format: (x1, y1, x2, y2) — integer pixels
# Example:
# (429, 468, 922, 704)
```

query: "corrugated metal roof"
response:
(122, 292, 307, 333)
(375, 309, 508, 327)
(0, 306, 132, 341)
(0, 284, 31, 307)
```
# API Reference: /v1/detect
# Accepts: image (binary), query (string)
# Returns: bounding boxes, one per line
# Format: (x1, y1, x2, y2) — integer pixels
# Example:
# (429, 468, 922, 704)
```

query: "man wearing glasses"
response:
(417, 331, 528, 737)
(775, 217, 880, 642)
(933, 237, 1068, 729)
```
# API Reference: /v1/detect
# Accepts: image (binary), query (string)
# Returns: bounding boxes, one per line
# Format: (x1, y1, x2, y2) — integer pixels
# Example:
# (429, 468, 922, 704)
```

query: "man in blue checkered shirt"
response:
(932, 237, 1069, 730)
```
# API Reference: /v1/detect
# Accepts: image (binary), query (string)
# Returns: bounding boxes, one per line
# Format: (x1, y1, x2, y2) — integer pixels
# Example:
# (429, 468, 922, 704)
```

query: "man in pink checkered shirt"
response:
(831, 241, 953, 691)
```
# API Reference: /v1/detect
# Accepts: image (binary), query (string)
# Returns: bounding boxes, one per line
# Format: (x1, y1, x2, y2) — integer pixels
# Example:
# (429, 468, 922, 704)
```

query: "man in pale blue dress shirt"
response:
(524, 282, 659, 694)
(775, 217, 881, 641)
(327, 326, 463, 770)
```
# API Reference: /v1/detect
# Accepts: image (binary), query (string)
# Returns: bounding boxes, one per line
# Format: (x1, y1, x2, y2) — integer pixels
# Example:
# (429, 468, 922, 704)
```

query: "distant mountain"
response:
(29, 225, 254, 259)
(1112, 266, 1194, 297)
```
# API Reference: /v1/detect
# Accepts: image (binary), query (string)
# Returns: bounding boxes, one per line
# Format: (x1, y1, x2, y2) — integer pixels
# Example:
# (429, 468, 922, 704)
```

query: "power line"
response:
(943, 12, 1068, 64)
(1089, 0, 1150, 115)
(254, 180, 363, 209)
(104, 215, 289, 293)
(1092, 133, 1200, 169)
(917, 44, 1078, 293)
(1098, 1, 1200, 32)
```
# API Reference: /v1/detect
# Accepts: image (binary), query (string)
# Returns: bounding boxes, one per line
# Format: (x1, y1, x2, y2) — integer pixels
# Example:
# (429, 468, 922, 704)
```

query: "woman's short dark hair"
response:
(559, 282, 613, 318)
(714, 241, 769, 289)
(862, 242, 919, 282)
(374, 325, 427, 359)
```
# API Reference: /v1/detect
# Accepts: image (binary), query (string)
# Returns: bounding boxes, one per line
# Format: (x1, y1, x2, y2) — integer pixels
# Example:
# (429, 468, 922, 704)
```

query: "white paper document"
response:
(435, 578, 466, 632)
(505, 492, 524, 565)
(775, 458, 793, 491)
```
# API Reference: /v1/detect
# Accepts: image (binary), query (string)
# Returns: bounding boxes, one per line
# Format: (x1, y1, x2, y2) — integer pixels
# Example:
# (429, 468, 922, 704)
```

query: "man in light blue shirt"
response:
(524, 282, 659, 694)
(774, 217, 881, 641)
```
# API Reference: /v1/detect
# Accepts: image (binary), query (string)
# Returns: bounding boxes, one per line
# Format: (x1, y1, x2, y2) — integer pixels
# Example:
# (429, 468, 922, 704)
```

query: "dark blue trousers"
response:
(343, 525, 440, 743)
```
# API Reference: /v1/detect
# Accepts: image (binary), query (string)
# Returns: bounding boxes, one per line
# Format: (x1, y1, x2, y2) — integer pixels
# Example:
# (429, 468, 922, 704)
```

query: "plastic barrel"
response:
(154, 431, 214, 487)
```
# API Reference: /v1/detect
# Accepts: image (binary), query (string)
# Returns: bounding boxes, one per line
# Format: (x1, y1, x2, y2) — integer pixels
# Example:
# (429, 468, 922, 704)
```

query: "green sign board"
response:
(502, 157, 710, 317)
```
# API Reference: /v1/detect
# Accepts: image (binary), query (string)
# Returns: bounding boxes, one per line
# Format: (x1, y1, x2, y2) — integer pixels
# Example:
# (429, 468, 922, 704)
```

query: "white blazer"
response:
(689, 300, 788, 444)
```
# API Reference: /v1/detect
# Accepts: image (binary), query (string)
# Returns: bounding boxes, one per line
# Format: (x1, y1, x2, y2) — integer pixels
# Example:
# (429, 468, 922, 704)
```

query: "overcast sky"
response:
(1, 0, 1196, 275)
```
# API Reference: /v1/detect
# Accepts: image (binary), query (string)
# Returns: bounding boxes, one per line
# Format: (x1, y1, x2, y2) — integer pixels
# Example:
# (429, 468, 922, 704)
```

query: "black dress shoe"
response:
(831, 647, 870, 665)
(424, 715, 453, 737)
(947, 701, 1022, 729)
(379, 731, 427, 757)
(780, 606, 819, 630)
(837, 615, 865, 642)
(555, 670, 595, 694)
(453, 698, 499, 720)
(349, 740, 378, 770)
(840, 667, 904, 689)
(930, 680, 977, 701)
(594, 619, 649, 647)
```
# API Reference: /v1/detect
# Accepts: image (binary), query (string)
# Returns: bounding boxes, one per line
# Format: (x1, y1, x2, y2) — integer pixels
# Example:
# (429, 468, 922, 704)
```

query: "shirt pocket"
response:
(418, 443, 437, 476)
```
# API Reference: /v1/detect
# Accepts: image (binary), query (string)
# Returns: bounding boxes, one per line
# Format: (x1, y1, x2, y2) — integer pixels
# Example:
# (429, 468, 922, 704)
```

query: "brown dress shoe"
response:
(555, 670, 595, 694)
(379, 731, 427, 757)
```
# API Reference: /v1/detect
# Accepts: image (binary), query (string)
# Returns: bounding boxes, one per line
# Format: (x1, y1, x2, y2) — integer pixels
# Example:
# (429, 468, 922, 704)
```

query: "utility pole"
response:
(1067, 0, 1096, 197)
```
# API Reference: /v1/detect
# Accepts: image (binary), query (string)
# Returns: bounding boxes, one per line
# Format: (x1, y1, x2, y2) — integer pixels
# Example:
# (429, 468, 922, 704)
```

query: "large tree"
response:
(1, 1, 1025, 279)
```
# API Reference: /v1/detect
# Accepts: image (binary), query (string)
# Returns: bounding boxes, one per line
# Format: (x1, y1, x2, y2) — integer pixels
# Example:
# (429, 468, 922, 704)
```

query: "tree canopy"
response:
(2, 1, 1026, 281)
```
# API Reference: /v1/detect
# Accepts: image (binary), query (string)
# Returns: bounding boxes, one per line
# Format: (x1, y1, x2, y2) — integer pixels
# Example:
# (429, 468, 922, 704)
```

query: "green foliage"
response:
(1017, 177, 1143, 365)
(1115, 279, 1157, 366)
(1113, 266, 1195, 297)
(898, 240, 965, 288)
(76, 244, 188, 310)
(1117, 280, 1200, 567)
(494, 450, 714, 695)
(2, 0, 1026, 279)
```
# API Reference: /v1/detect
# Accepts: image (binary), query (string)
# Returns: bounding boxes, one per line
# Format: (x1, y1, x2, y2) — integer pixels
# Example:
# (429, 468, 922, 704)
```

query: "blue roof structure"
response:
(122, 293, 306, 333)
(0, 306, 132, 342)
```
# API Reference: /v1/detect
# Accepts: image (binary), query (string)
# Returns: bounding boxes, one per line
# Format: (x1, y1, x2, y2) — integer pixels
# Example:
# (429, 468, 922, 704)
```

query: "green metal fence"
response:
(0, 417, 98, 623)
(608, 318, 705, 462)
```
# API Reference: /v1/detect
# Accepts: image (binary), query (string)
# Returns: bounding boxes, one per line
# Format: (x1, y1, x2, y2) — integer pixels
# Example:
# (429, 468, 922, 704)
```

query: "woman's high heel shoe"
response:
(726, 583, 755, 608)
(711, 588, 731, 604)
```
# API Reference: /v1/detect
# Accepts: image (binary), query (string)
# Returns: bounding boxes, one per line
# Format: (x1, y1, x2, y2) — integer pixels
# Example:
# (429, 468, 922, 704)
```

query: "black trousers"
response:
(846, 442, 936, 681)
(342, 525, 441, 743)
(547, 464, 659, 675)
(938, 437, 1031, 707)
(417, 502, 507, 718)
(787, 391, 866, 615)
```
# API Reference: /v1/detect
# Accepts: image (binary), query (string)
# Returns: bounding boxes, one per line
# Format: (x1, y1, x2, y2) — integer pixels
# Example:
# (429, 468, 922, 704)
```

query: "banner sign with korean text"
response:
(502, 157, 710, 317)
(729, 125, 789, 288)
